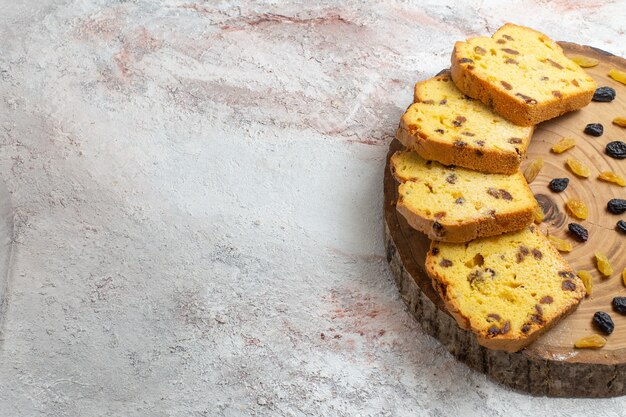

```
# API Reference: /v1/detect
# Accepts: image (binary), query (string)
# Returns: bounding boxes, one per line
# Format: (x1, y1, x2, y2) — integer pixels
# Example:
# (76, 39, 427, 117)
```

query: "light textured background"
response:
(1, 1, 625, 416)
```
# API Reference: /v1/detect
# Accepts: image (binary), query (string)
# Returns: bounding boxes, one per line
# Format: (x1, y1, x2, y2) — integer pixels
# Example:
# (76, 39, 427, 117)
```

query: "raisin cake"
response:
(396, 71, 533, 174)
(451, 23, 596, 126)
(391, 150, 535, 242)
(426, 225, 585, 352)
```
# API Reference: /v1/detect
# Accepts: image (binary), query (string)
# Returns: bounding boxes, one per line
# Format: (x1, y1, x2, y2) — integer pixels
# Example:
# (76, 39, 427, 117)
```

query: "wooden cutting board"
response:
(384, 42, 626, 397)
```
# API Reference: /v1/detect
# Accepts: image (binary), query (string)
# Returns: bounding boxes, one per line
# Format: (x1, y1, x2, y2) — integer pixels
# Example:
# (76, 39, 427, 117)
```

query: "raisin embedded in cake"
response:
(396, 71, 533, 175)
(391, 150, 536, 242)
(451, 23, 596, 126)
(425, 226, 585, 352)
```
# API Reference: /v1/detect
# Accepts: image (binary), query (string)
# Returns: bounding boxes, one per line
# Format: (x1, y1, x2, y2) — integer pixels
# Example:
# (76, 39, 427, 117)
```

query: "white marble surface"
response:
(1, 1, 626, 415)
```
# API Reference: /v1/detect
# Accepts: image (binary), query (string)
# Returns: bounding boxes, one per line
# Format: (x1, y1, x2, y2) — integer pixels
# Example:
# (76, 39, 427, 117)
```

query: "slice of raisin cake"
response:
(397, 71, 533, 175)
(426, 225, 585, 352)
(391, 150, 535, 242)
(451, 23, 596, 126)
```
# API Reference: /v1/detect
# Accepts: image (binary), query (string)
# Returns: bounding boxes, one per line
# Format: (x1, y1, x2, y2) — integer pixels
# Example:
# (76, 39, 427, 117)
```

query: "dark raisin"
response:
(558, 271, 575, 279)
(500, 189, 513, 200)
(446, 174, 457, 184)
(501, 48, 519, 55)
(540, 296, 553, 304)
(439, 99, 447, 105)
(606, 141, 626, 159)
(455, 197, 464, 205)
(546, 58, 563, 69)
(501, 81, 512, 90)
(433, 221, 445, 235)
(568, 223, 588, 242)
(530, 314, 544, 324)
(439, 259, 453, 268)
(607, 199, 626, 214)
(561, 280, 577, 291)
(552, 90, 562, 98)
(593, 311, 614, 335)
(505, 58, 518, 65)
(508, 137, 522, 144)
(532, 249, 542, 259)
(592, 86, 616, 102)
(474, 46, 486, 55)
(617, 220, 626, 234)
(459, 58, 474, 64)
(521, 324, 531, 333)
(535, 305, 543, 315)
(487, 187, 500, 198)
(484, 268, 496, 277)
(454, 140, 467, 147)
(487, 313, 501, 321)
(515, 92, 537, 104)
(548, 177, 569, 192)
(431, 247, 439, 256)
(584, 123, 603, 137)
(500, 321, 510, 335)
(487, 325, 499, 336)
(503, 34, 514, 41)
(540, 76, 549, 81)
(475, 140, 484, 146)
(612, 297, 626, 315)
(435, 129, 444, 134)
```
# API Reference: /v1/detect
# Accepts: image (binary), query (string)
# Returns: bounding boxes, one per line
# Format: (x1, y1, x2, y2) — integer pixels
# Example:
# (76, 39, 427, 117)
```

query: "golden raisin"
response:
(523, 158, 544, 183)
(598, 171, 626, 186)
(609, 68, 626, 85)
(569, 55, 599, 68)
(533, 203, 545, 224)
(548, 235, 572, 252)
(551, 137, 576, 154)
(595, 252, 613, 277)
(623, 268, 626, 287)
(577, 270, 593, 296)
(574, 334, 606, 349)
(565, 199, 588, 220)
(613, 117, 626, 128)
(566, 158, 590, 178)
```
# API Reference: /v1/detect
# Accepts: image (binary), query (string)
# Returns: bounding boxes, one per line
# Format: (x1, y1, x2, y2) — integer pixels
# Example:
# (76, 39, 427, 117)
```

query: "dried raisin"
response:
(598, 171, 626, 186)
(613, 117, 626, 127)
(584, 123, 603, 137)
(617, 220, 626, 234)
(606, 141, 626, 159)
(551, 137, 576, 153)
(577, 270, 592, 296)
(609, 68, 626, 85)
(595, 252, 613, 277)
(574, 334, 606, 349)
(548, 178, 569, 192)
(607, 199, 626, 214)
(548, 235, 573, 252)
(623, 268, 626, 287)
(566, 158, 590, 178)
(568, 223, 588, 242)
(569, 55, 599, 68)
(523, 158, 543, 183)
(612, 297, 626, 315)
(592, 86, 616, 102)
(566, 199, 588, 220)
(593, 311, 614, 335)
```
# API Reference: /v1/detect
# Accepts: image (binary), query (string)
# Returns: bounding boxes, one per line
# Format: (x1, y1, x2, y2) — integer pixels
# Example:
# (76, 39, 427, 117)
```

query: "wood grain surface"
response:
(384, 42, 626, 397)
